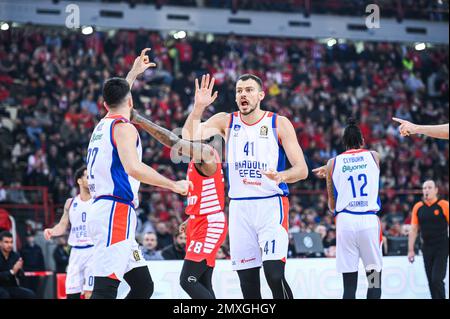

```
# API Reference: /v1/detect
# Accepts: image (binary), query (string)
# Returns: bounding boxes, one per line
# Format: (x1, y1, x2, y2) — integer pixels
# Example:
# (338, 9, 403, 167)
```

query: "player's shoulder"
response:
(210, 112, 231, 130)
(327, 157, 336, 168)
(64, 197, 74, 210)
(113, 120, 138, 133)
(274, 114, 291, 124)
(369, 150, 380, 157)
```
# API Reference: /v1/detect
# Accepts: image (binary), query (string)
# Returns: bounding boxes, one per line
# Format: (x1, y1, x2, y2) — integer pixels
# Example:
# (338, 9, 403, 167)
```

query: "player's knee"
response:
(263, 260, 285, 284)
(128, 278, 154, 299)
(266, 272, 284, 287)
(92, 277, 120, 299)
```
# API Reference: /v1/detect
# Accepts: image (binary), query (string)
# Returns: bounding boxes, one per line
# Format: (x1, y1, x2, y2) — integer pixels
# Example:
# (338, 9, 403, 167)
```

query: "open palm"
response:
(194, 74, 218, 109)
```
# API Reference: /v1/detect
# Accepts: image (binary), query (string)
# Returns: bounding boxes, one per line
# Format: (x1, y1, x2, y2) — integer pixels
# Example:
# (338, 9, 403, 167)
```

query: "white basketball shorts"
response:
(87, 198, 145, 282)
(335, 213, 383, 273)
(229, 195, 289, 271)
(66, 245, 94, 294)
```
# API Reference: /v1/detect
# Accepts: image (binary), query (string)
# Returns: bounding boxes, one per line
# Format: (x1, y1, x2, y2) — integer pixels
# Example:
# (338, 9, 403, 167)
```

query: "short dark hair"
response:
(237, 74, 263, 90)
(343, 118, 363, 150)
(0, 231, 13, 241)
(102, 77, 130, 108)
(74, 165, 86, 186)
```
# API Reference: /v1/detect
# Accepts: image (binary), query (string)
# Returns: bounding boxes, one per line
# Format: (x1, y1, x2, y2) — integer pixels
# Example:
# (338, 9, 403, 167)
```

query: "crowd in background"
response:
(0, 26, 448, 269)
(98, 0, 449, 21)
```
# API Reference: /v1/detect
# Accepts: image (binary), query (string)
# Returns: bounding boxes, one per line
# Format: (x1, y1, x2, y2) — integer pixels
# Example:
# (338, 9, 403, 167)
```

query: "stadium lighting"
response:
(81, 26, 94, 35)
(173, 31, 187, 39)
(327, 38, 337, 47)
(415, 42, 426, 51)
(0, 22, 9, 31)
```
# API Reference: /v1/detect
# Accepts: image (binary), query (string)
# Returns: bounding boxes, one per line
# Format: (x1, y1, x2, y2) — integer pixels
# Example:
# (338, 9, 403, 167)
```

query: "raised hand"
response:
(194, 74, 218, 110)
(131, 48, 156, 76)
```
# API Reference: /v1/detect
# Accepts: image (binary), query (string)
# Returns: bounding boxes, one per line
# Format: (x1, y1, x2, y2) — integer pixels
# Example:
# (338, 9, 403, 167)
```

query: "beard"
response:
(239, 103, 257, 116)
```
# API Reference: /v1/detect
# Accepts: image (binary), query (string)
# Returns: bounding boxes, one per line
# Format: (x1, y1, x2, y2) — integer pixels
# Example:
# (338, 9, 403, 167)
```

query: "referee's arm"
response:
(408, 202, 422, 263)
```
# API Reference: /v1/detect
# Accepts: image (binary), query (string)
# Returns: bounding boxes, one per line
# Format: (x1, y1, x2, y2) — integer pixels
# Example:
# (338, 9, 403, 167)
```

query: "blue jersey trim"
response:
(369, 151, 383, 212)
(230, 194, 285, 201)
(334, 209, 379, 216)
(278, 196, 283, 224)
(72, 245, 94, 249)
(272, 113, 289, 196)
(106, 201, 116, 247)
(110, 119, 134, 203)
(226, 114, 234, 197)
(126, 205, 131, 240)
(94, 195, 135, 209)
(331, 158, 338, 204)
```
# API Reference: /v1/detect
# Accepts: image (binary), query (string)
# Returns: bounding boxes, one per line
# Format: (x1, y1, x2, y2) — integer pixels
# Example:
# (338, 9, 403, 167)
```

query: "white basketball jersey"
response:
(86, 115, 142, 208)
(68, 195, 94, 247)
(227, 111, 289, 199)
(332, 149, 381, 215)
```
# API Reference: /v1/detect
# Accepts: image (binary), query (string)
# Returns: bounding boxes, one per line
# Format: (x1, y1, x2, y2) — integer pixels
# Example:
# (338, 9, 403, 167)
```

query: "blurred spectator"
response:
(216, 245, 230, 260)
(0, 180, 6, 203)
(324, 245, 336, 258)
(53, 237, 70, 273)
(155, 221, 173, 250)
(141, 232, 164, 261)
(161, 230, 186, 260)
(0, 231, 35, 299)
(19, 233, 45, 293)
(323, 228, 336, 249)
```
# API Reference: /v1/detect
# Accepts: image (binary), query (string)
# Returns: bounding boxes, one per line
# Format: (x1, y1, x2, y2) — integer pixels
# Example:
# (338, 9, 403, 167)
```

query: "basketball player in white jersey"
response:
(182, 74, 308, 299)
(44, 166, 94, 299)
(86, 49, 191, 299)
(313, 118, 382, 299)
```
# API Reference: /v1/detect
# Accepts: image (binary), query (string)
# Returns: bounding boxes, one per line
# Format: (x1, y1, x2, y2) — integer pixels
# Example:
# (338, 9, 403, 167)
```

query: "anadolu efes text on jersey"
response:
(226, 111, 289, 199)
(332, 149, 381, 215)
(86, 115, 142, 208)
(68, 195, 94, 247)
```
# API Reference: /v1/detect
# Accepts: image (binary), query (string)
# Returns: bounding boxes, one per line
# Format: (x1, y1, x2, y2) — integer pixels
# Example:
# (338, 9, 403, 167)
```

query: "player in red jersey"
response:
(131, 110, 227, 299)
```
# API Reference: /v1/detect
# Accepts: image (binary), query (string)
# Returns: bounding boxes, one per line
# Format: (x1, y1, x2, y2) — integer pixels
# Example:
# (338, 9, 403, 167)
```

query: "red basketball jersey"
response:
(185, 152, 225, 216)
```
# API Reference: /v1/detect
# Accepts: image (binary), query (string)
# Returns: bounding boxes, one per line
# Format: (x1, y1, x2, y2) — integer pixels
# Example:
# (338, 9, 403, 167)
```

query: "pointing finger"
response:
(392, 117, 406, 125)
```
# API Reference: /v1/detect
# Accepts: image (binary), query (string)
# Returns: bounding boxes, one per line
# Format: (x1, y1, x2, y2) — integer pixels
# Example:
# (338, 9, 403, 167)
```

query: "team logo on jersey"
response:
(73, 203, 78, 208)
(96, 122, 104, 131)
(234, 124, 241, 131)
(260, 125, 268, 138)
(133, 250, 141, 261)
(434, 209, 440, 216)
